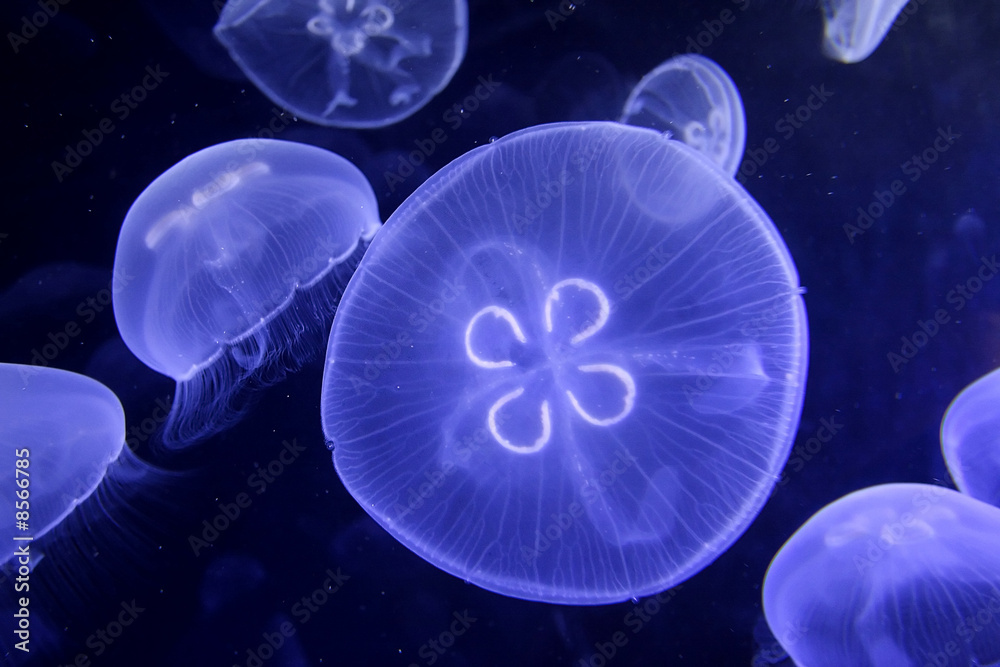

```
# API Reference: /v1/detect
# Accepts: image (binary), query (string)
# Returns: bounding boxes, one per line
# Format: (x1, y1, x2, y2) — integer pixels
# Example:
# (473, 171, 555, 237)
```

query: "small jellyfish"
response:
(0, 364, 125, 565)
(620, 54, 746, 177)
(820, 0, 909, 64)
(113, 138, 381, 446)
(213, 0, 469, 128)
(322, 121, 808, 604)
(763, 483, 1000, 667)
(942, 367, 1000, 508)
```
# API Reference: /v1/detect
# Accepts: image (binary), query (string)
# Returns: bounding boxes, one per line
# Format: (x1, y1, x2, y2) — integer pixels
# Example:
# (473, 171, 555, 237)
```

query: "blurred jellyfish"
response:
(620, 54, 746, 177)
(0, 364, 125, 565)
(113, 138, 381, 446)
(942, 367, 1000, 508)
(763, 483, 1000, 667)
(820, 0, 909, 64)
(322, 121, 808, 604)
(213, 0, 469, 128)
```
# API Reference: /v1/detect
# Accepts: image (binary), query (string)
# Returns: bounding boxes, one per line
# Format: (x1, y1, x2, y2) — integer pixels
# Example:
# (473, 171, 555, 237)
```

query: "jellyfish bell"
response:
(763, 483, 1000, 666)
(0, 363, 126, 566)
(941, 367, 1000, 508)
(820, 0, 909, 64)
(113, 138, 381, 446)
(620, 54, 746, 177)
(213, 0, 469, 128)
(322, 121, 808, 604)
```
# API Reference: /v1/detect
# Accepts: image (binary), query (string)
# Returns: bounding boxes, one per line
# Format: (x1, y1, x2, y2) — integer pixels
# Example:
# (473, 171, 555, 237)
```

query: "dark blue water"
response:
(3, 1, 1000, 665)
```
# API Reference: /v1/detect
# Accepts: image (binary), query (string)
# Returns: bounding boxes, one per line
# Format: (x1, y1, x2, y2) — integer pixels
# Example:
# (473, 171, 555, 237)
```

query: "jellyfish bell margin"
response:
(213, 0, 469, 128)
(322, 120, 809, 605)
(112, 138, 382, 447)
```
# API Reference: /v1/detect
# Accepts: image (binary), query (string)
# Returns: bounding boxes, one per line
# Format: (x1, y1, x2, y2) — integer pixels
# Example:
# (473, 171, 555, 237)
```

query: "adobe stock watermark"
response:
(772, 412, 845, 494)
(233, 567, 350, 667)
(188, 438, 307, 556)
(512, 135, 610, 235)
(736, 83, 835, 185)
(887, 253, 998, 373)
(843, 126, 961, 244)
(25, 268, 134, 369)
(391, 417, 506, 520)
(382, 73, 502, 193)
(51, 64, 171, 182)
(576, 586, 683, 667)
(7, 0, 71, 54)
(521, 447, 637, 563)
(229, 232, 357, 333)
(125, 395, 173, 452)
(55, 599, 145, 667)
(671, 0, 751, 57)
(891, 0, 930, 33)
(921, 588, 1000, 667)
(545, 0, 586, 31)
(346, 278, 465, 396)
(408, 610, 477, 667)
(852, 484, 949, 573)
(681, 301, 783, 404)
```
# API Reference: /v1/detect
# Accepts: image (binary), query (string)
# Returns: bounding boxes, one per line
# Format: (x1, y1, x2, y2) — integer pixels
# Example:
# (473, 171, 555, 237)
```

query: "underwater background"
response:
(3, 0, 1000, 665)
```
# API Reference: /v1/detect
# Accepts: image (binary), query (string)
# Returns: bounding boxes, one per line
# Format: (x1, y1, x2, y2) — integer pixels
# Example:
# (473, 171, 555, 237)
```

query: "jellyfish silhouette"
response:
(113, 138, 380, 446)
(820, 0, 909, 64)
(763, 483, 1000, 666)
(0, 363, 126, 566)
(214, 0, 469, 128)
(620, 54, 746, 177)
(322, 121, 808, 604)
(942, 367, 1000, 508)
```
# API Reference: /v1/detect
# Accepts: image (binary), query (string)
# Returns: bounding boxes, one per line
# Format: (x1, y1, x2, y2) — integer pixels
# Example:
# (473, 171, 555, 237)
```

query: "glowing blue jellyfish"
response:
(1, 364, 125, 565)
(820, 0, 909, 64)
(113, 138, 380, 446)
(763, 483, 1000, 666)
(620, 54, 746, 177)
(942, 367, 1000, 508)
(322, 121, 808, 604)
(213, 0, 469, 128)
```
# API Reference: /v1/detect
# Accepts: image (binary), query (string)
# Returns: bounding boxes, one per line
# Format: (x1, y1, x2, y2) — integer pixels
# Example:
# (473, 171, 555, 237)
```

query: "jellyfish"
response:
(620, 54, 746, 177)
(213, 0, 469, 128)
(820, 0, 909, 64)
(321, 121, 808, 604)
(0, 363, 125, 566)
(941, 367, 1000, 508)
(763, 483, 1000, 666)
(113, 138, 381, 446)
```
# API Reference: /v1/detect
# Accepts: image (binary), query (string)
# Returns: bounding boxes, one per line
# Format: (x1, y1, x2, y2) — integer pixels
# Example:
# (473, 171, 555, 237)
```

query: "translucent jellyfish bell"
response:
(820, 0, 909, 64)
(113, 138, 381, 446)
(213, 0, 469, 128)
(1, 364, 125, 565)
(941, 367, 1000, 508)
(763, 483, 1000, 667)
(620, 54, 745, 177)
(322, 121, 808, 604)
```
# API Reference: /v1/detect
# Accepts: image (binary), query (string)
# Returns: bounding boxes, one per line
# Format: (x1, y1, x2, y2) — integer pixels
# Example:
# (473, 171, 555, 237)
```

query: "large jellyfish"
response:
(321, 121, 808, 604)
(620, 54, 746, 177)
(113, 138, 381, 446)
(213, 0, 469, 128)
(820, 0, 909, 64)
(941, 367, 1000, 508)
(0, 363, 125, 565)
(763, 483, 1000, 667)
